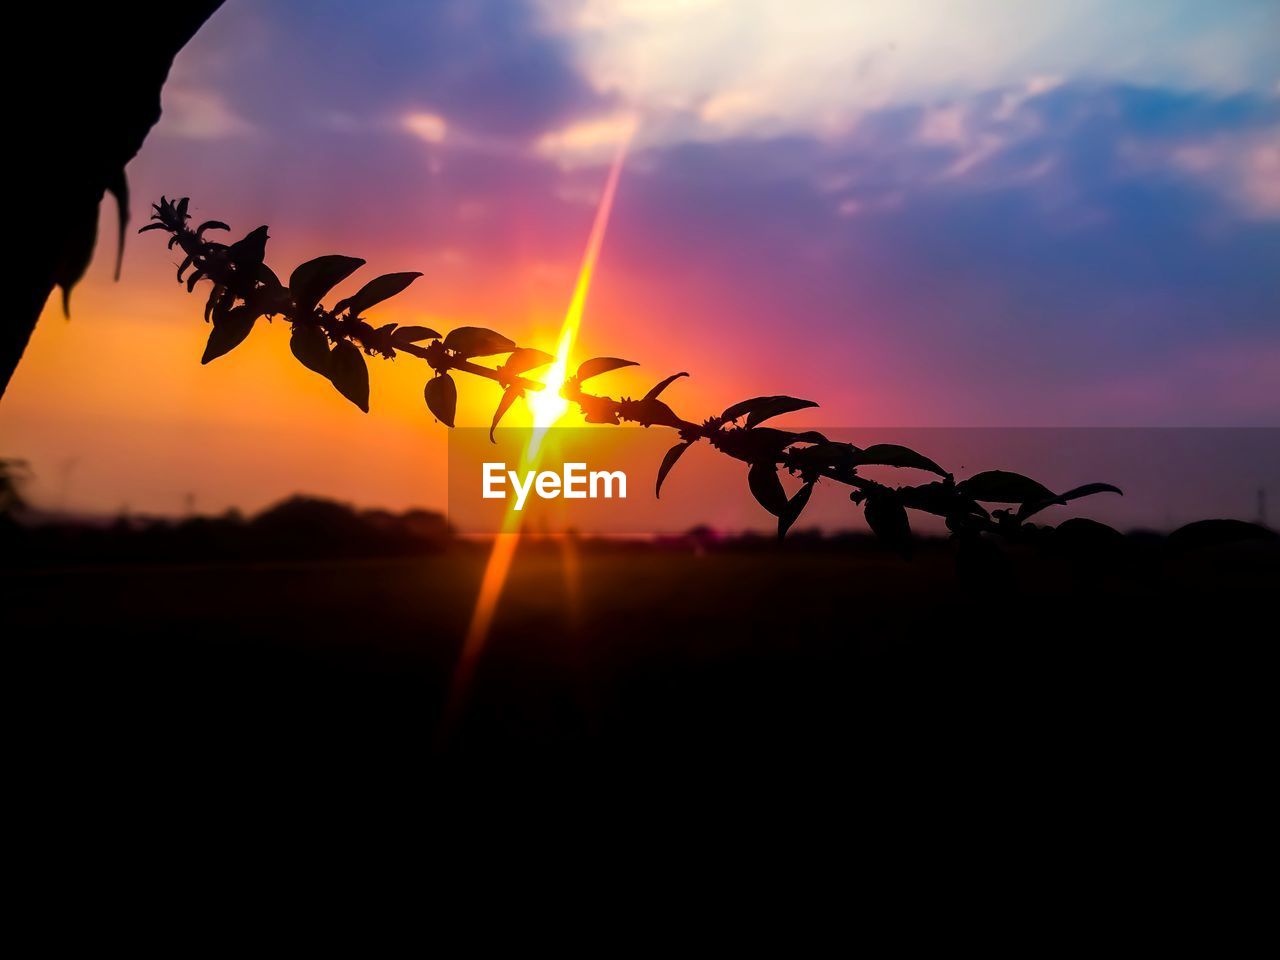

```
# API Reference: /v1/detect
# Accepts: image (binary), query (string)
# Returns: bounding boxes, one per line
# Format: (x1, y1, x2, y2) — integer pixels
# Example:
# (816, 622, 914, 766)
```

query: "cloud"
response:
(175, 0, 610, 142)
(1159, 128, 1280, 218)
(402, 111, 448, 143)
(548, 0, 1280, 143)
(536, 112, 637, 164)
(597, 82, 1280, 423)
(156, 87, 254, 140)
(818, 80, 1280, 221)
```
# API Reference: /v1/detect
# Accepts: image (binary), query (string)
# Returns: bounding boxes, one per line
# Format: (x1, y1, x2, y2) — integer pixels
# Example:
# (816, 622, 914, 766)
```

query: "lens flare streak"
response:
(440, 127, 634, 739)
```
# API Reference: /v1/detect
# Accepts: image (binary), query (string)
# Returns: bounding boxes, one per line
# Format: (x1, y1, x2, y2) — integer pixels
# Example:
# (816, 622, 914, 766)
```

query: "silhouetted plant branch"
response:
(144, 196, 1133, 565)
(141, 197, 549, 415)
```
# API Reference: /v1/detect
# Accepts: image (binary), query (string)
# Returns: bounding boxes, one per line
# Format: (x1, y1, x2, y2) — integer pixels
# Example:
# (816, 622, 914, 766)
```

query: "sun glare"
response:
(440, 120, 635, 740)
(525, 123, 634, 448)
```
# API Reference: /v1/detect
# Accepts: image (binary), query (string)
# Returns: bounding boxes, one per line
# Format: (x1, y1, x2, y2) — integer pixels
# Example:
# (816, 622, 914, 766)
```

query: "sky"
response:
(3, 0, 1278, 518)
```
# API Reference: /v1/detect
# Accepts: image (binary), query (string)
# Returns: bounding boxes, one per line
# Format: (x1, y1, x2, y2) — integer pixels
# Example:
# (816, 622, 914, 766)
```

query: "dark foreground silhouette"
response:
(6, 503, 1274, 786)
(7, 6, 222, 395)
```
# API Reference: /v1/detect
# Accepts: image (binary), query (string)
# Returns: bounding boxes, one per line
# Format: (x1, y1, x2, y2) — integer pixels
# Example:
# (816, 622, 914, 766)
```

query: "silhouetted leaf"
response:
(656, 441, 692, 498)
(228, 226, 269, 268)
(392, 325, 441, 344)
(289, 255, 365, 315)
(778, 481, 814, 539)
(196, 220, 229, 238)
(290, 325, 332, 378)
(864, 494, 911, 556)
(789, 431, 830, 445)
(248, 281, 288, 318)
(107, 166, 128, 281)
(258, 264, 283, 290)
(957, 470, 1055, 504)
(443, 327, 515, 358)
(747, 461, 787, 516)
(500, 348, 555, 379)
(731, 427, 805, 462)
(858, 443, 948, 477)
(177, 255, 194, 282)
(1058, 482, 1123, 502)
(628, 397, 685, 428)
(328, 340, 370, 412)
(1018, 481, 1123, 520)
(579, 395, 620, 425)
(721, 395, 818, 428)
(900, 480, 987, 520)
(201, 306, 255, 364)
(204, 285, 225, 324)
(334, 271, 422, 317)
(176, 197, 190, 221)
(644, 372, 688, 400)
(425, 373, 457, 427)
(577, 357, 638, 383)
(745, 399, 818, 428)
(785, 440, 858, 481)
(1167, 519, 1277, 550)
(490, 385, 521, 442)
(210, 287, 232, 326)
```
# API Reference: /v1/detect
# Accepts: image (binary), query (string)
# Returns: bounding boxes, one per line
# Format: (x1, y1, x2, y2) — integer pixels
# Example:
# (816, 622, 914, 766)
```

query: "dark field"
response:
(7, 538, 1274, 789)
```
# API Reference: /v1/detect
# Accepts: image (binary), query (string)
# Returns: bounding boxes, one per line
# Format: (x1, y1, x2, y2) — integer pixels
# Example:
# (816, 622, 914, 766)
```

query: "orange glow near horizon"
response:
(440, 126, 635, 738)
